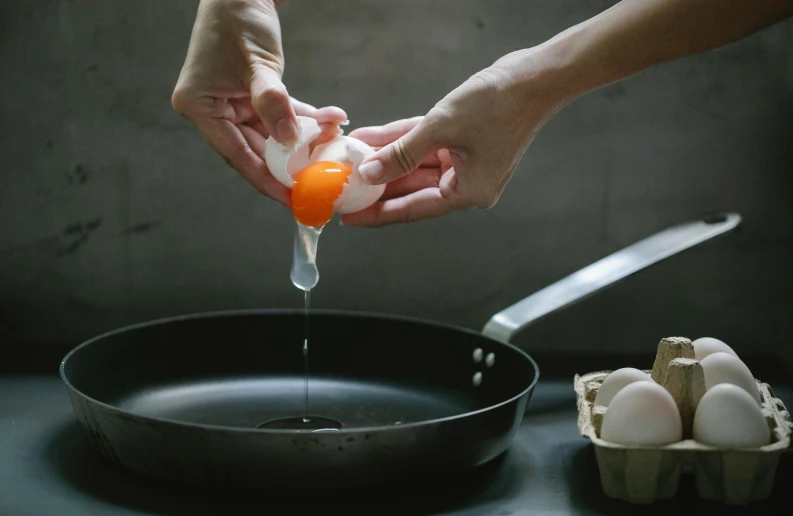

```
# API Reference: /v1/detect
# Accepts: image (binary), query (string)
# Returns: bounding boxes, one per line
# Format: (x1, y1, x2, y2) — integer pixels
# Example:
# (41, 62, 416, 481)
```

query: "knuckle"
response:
(460, 196, 480, 210)
(469, 67, 507, 91)
(171, 87, 191, 116)
(400, 203, 418, 225)
(389, 139, 416, 173)
(462, 188, 499, 210)
(254, 184, 273, 198)
(475, 190, 500, 209)
(370, 203, 388, 226)
(424, 105, 454, 137)
(412, 108, 453, 149)
(429, 167, 444, 185)
(222, 141, 254, 172)
(226, 0, 250, 11)
(252, 84, 289, 112)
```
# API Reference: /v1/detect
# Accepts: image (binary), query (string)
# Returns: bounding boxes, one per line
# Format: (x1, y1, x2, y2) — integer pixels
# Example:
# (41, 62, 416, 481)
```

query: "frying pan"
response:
(60, 213, 740, 491)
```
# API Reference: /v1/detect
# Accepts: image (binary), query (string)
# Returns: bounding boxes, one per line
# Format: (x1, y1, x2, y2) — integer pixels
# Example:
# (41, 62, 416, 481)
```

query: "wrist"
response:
(532, 27, 609, 104)
(524, 17, 637, 106)
(491, 45, 585, 117)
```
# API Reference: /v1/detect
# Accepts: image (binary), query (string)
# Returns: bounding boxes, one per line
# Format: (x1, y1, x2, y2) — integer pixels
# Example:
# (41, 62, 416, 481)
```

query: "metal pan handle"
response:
(482, 213, 742, 343)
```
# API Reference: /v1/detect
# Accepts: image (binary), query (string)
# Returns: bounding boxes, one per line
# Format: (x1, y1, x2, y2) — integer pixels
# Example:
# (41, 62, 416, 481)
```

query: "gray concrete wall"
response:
(1, 1, 792, 365)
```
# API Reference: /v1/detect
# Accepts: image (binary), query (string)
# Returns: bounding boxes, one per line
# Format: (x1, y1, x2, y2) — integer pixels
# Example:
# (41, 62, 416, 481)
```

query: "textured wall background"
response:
(1, 1, 791, 365)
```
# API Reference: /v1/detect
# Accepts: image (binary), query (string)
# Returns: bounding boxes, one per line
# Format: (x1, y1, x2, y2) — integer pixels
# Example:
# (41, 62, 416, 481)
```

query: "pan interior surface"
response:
(62, 310, 537, 432)
(118, 376, 475, 429)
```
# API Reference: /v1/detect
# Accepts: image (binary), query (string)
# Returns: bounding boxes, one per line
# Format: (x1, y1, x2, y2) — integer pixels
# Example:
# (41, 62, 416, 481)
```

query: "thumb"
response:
(358, 119, 443, 185)
(250, 64, 298, 145)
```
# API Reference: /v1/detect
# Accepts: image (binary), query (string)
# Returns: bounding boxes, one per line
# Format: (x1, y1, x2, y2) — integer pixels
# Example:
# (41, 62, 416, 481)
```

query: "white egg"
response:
(700, 352, 761, 404)
(600, 382, 682, 446)
(594, 368, 651, 407)
(692, 337, 738, 361)
(693, 383, 770, 448)
(263, 116, 386, 214)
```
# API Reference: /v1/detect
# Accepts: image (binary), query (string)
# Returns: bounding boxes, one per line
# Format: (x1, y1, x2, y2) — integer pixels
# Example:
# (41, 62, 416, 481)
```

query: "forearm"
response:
(539, 0, 793, 101)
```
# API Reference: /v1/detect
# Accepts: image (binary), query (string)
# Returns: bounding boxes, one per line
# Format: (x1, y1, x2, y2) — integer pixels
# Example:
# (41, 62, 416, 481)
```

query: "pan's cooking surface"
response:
(118, 376, 475, 429)
(60, 310, 538, 490)
(63, 310, 535, 429)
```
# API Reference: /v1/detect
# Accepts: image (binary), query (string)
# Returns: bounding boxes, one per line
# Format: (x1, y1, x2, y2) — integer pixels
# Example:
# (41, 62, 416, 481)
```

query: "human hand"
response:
(171, 0, 348, 206)
(341, 49, 571, 227)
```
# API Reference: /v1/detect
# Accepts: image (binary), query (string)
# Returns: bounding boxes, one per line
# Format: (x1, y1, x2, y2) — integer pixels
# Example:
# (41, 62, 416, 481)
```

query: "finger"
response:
(239, 123, 268, 158)
(249, 120, 268, 137)
(341, 187, 461, 227)
(227, 98, 258, 125)
(249, 64, 298, 145)
(363, 145, 441, 168)
(357, 118, 445, 185)
(349, 117, 437, 167)
(196, 117, 291, 206)
(348, 116, 423, 147)
(311, 124, 344, 149)
(290, 97, 316, 113)
(291, 98, 348, 125)
(229, 98, 324, 129)
(419, 153, 442, 168)
(313, 106, 349, 125)
(379, 167, 442, 201)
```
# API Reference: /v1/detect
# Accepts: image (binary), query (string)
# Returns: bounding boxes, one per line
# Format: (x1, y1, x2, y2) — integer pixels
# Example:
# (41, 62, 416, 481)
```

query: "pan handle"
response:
(482, 213, 742, 343)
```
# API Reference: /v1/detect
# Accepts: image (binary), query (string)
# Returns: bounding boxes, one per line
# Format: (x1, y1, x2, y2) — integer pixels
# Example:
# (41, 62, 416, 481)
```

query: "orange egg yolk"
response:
(290, 161, 352, 228)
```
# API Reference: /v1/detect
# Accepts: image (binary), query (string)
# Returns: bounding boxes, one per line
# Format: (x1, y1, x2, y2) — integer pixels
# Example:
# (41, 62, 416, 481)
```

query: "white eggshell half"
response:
(693, 383, 770, 448)
(594, 367, 651, 407)
(263, 116, 322, 188)
(600, 382, 682, 446)
(700, 351, 761, 404)
(310, 136, 350, 163)
(334, 137, 385, 214)
(692, 337, 737, 361)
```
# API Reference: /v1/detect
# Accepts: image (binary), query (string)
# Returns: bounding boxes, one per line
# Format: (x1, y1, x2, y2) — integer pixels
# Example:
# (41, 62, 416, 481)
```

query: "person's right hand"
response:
(341, 49, 570, 227)
(171, 0, 347, 206)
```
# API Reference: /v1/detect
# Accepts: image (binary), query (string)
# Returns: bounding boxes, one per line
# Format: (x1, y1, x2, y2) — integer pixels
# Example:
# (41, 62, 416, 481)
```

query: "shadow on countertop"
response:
(44, 420, 528, 516)
(48, 418, 793, 516)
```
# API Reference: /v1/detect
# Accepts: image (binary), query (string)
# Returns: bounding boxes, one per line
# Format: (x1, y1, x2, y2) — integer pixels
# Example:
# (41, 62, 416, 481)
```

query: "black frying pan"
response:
(60, 213, 740, 491)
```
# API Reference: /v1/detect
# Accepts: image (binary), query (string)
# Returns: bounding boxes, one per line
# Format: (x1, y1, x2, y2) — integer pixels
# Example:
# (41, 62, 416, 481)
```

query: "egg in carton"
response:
(574, 337, 793, 505)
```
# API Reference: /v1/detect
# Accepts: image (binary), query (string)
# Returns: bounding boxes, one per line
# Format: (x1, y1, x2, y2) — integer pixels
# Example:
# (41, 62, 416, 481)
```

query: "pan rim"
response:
(59, 308, 540, 434)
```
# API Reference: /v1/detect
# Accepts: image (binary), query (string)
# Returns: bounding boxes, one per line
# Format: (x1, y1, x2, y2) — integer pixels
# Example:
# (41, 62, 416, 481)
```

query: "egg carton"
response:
(574, 337, 793, 505)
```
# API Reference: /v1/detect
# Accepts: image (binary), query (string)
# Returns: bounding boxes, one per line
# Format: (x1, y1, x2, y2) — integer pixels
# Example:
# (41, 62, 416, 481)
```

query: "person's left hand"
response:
(340, 48, 571, 227)
(171, 0, 347, 206)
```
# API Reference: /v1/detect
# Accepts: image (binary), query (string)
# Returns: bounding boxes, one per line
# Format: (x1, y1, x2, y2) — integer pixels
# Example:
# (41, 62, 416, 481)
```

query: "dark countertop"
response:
(1, 374, 791, 516)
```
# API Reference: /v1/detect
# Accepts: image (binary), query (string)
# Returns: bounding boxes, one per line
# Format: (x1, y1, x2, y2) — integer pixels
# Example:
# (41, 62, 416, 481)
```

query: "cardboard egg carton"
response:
(574, 337, 793, 505)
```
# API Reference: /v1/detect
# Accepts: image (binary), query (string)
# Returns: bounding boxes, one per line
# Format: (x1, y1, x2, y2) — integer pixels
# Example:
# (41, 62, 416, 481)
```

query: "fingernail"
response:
(358, 160, 385, 184)
(340, 120, 350, 126)
(275, 117, 298, 145)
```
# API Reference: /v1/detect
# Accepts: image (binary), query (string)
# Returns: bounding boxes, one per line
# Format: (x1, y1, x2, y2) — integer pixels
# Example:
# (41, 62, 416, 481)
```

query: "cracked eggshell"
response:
(264, 117, 322, 187)
(263, 116, 385, 214)
(334, 137, 385, 214)
(310, 136, 350, 163)
(311, 135, 384, 213)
